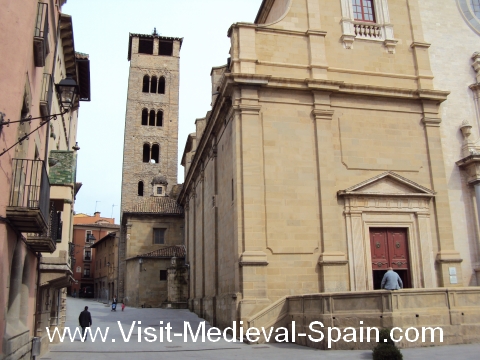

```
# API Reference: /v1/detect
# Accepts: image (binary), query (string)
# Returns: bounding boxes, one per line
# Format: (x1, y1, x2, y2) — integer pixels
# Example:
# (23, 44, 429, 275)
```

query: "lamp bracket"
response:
(0, 109, 68, 158)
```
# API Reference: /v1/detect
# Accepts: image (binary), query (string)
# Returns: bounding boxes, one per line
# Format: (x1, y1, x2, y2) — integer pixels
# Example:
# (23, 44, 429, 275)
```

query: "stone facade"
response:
(179, 0, 480, 347)
(418, 0, 480, 286)
(120, 32, 182, 212)
(90, 231, 120, 303)
(119, 31, 185, 306)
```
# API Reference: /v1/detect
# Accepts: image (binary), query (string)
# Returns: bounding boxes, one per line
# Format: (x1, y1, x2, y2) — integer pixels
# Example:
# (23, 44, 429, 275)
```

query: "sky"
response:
(62, 0, 263, 223)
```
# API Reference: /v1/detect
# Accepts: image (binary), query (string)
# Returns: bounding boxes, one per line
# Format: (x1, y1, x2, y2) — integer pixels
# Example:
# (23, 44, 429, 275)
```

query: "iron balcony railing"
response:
(39, 73, 53, 116)
(48, 202, 61, 242)
(9, 159, 50, 228)
(33, 2, 49, 67)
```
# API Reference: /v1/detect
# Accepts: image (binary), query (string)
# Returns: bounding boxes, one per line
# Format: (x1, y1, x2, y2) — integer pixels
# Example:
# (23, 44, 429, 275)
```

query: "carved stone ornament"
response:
(460, 119, 473, 140)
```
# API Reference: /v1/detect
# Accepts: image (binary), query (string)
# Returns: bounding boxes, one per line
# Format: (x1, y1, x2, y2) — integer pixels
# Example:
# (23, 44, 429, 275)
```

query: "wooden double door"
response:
(370, 228, 411, 289)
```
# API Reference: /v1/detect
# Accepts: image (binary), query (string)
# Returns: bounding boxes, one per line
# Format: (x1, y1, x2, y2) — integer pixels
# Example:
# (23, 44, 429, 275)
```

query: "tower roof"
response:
(124, 196, 183, 215)
(152, 174, 168, 185)
(128, 32, 183, 60)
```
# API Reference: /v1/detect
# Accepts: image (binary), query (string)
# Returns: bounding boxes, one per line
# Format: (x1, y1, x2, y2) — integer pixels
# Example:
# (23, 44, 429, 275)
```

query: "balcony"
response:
(39, 73, 53, 117)
(84, 256, 91, 262)
(27, 202, 61, 253)
(33, 2, 49, 67)
(6, 159, 50, 234)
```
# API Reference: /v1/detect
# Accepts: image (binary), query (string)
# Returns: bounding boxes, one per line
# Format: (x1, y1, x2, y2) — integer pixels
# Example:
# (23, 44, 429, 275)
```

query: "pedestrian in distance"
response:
(112, 296, 117, 311)
(121, 302, 125, 311)
(78, 306, 92, 341)
(381, 267, 403, 290)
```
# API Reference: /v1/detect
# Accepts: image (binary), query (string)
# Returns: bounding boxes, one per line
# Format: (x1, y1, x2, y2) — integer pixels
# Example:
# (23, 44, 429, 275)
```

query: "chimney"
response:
(94, 212, 100, 217)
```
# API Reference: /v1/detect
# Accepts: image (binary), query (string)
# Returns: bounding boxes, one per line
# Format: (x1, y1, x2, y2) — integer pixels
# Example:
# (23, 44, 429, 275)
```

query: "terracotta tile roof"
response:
(125, 196, 183, 215)
(139, 245, 186, 258)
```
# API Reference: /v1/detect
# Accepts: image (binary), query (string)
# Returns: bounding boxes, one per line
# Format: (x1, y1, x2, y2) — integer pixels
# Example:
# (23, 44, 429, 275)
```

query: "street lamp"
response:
(55, 75, 79, 112)
(0, 75, 80, 157)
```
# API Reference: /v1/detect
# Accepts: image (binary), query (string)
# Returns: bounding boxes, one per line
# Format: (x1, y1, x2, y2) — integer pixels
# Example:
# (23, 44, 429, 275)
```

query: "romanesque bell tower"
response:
(120, 29, 182, 213)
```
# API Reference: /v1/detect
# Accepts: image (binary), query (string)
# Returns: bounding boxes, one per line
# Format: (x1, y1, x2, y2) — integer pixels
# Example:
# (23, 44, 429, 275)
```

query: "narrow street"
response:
(39, 298, 480, 360)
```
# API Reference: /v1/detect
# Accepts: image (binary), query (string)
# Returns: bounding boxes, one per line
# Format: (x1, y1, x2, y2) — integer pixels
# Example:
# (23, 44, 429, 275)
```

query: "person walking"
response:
(78, 306, 92, 341)
(381, 267, 403, 290)
(112, 296, 117, 311)
(121, 302, 125, 312)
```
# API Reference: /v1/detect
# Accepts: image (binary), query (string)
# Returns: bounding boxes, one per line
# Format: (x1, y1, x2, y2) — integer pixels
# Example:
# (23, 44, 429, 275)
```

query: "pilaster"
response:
(236, 86, 270, 318)
(312, 91, 348, 292)
(422, 111, 463, 286)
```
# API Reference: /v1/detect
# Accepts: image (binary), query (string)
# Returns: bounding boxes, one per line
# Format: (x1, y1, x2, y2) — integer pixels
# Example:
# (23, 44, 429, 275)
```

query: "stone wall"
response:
(418, 0, 480, 286)
(124, 214, 184, 259)
(246, 288, 480, 349)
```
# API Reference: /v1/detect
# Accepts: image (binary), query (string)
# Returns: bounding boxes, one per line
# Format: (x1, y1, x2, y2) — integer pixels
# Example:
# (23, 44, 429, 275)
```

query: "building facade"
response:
(179, 0, 480, 347)
(119, 31, 186, 307)
(70, 212, 119, 300)
(90, 231, 120, 303)
(0, 0, 90, 358)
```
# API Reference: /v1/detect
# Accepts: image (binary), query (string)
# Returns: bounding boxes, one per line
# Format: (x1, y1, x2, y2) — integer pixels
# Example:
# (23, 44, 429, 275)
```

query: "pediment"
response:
(338, 172, 435, 197)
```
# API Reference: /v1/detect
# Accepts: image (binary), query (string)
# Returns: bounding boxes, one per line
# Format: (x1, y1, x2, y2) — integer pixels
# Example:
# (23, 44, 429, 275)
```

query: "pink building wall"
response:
(0, 0, 63, 356)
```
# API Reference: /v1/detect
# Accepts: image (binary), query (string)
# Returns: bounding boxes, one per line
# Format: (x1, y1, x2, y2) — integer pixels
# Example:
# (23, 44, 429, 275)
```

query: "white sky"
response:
(62, 0, 262, 223)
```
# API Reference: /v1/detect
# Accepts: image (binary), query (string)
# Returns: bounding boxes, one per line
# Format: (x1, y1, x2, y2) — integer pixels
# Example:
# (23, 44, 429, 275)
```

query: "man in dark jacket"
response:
(381, 267, 403, 290)
(78, 306, 92, 341)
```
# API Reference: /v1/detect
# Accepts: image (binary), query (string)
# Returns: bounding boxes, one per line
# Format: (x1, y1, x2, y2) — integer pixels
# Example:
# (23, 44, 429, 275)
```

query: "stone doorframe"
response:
(338, 172, 437, 291)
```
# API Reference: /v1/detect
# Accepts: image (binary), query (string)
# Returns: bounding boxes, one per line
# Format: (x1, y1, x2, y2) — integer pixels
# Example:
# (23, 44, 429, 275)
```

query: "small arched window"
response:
(156, 111, 163, 127)
(149, 110, 155, 126)
(138, 181, 144, 196)
(142, 75, 149, 93)
(141, 109, 148, 126)
(151, 144, 160, 164)
(143, 144, 150, 163)
(158, 77, 165, 94)
(150, 76, 157, 93)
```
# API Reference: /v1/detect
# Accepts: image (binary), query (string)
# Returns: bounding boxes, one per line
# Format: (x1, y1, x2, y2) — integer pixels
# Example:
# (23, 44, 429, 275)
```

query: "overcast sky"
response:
(62, 0, 262, 223)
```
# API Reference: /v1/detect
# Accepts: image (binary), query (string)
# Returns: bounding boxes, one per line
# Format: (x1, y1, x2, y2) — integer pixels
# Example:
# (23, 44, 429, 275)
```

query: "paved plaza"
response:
(39, 298, 480, 360)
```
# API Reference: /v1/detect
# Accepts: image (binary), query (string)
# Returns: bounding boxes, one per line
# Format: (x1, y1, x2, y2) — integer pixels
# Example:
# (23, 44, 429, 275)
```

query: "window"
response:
(84, 266, 90, 278)
(340, 0, 395, 52)
(159, 40, 173, 56)
(458, 0, 480, 34)
(138, 181, 144, 196)
(139, 38, 153, 54)
(154, 228, 166, 244)
(160, 270, 167, 281)
(472, 0, 480, 18)
(151, 144, 160, 163)
(142, 109, 148, 125)
(143, 143, 159, 163)
(143, 144, 150, 163)
(352, 0, 375, 22)
(150, 76, 157, 93)
(149, 110, 155, 126)
(156, 111, 163, 126)
(85, 230, 92, 242)
(157, 186, 163, 195)
(158, 77, 165, 94)
(142, 75, 149, 93)
(84, 250, 91, 261)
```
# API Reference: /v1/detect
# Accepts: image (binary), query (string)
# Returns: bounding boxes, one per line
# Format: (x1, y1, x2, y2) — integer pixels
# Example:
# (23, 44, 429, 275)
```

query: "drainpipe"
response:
(34, 252, 42, 339)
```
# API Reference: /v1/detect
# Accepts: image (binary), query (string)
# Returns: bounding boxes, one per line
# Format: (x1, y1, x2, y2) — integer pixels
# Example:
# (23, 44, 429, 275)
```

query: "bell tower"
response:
(120, 29, 182, 213)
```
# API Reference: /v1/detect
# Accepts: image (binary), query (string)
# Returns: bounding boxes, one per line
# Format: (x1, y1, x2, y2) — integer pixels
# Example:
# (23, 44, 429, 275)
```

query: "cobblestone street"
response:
(38, 298, 480, 360)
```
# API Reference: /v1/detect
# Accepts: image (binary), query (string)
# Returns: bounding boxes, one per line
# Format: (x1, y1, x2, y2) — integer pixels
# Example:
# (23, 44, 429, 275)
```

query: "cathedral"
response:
(179, 0, 480, 349)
